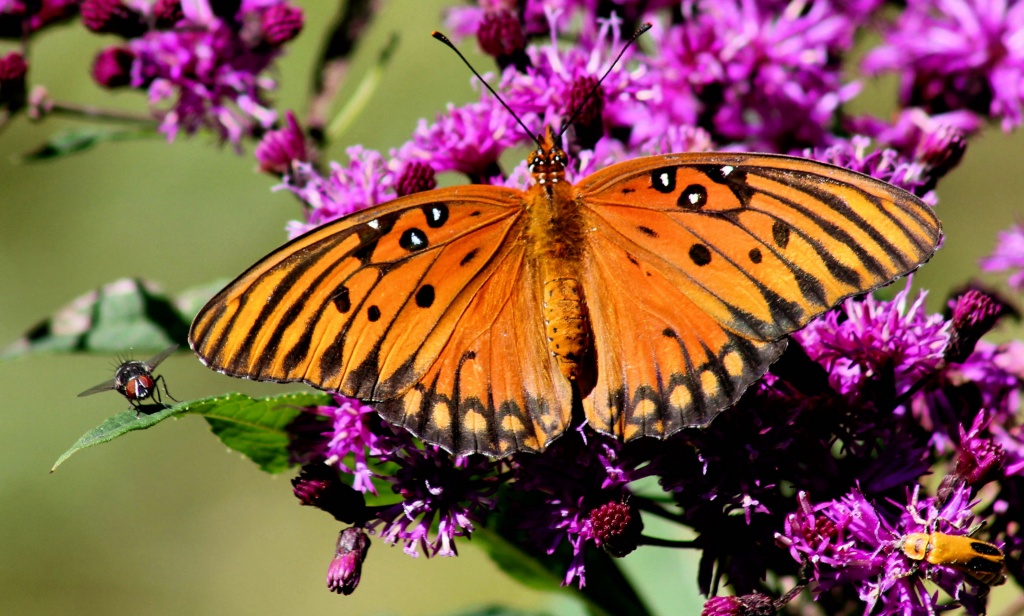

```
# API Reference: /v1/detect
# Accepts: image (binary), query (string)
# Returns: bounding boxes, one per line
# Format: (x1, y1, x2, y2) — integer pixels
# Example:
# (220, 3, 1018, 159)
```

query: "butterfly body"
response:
(191, 128, 941, 457)
(525, 135, 591, 382)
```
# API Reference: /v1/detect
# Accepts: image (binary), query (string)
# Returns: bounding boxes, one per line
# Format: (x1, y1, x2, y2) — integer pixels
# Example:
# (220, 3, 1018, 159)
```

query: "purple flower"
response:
(864, 0, 1024, 131)
(254, 110, 310, 176)
(395, 97, 526, 182)
(370, 448, 497, 558)
(795, 281, 951, 401)
(778, 485, 995, 615)
(315, 395, 395, 495)
(508, 427, 645, 586)
(82, 0, 305, 146)
(646, 1, 863, 151)
(803, 136, 941, 201)
(981, 223, 1024, 291)
(283, 146, 400, 237)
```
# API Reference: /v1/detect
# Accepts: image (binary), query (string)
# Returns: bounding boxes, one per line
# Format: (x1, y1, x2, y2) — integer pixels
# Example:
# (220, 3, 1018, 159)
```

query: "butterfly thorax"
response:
(526, 128, 590, 383)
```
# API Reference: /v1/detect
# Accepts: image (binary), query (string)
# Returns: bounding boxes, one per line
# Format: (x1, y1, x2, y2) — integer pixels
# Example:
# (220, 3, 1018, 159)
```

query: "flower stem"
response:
(45, 101, 160, 126)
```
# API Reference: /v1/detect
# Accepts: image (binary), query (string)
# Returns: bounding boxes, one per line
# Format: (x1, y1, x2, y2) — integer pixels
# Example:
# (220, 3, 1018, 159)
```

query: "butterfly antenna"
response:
(558, 22, 651, 140)
(432, 31, 541, 147)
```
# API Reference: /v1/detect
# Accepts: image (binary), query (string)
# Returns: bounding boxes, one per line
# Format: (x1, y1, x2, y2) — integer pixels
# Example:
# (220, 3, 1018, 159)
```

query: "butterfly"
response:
(189, 124, 942, 457)
(79, 345, 179, 412)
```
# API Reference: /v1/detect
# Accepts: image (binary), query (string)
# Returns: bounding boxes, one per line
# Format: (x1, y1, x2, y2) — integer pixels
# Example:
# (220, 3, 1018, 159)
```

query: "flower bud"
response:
(588, 499, 643, 557)
(261, 4, 303, 46)
(477, 10, 529, 70)
(0, 51, 28, 110)
(327, 527, 371, 595)
(395, 161, 437, 197)
(255, 110, 310, 176)
(80, 0, 147, 38)
(945, 288, 1016, 363)
(292, 462, 366, 524)
(92, 46, 135, 88)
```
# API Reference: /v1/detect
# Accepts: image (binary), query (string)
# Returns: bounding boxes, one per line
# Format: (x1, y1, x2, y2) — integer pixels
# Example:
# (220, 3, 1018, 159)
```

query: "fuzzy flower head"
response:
(864, 0, 1024, 131)
(284, 147, 401, 237)
(370, 449, 498, 558)
(795, 281, 951, 402)
(778, 485, 998, 615)
(646, 0, 863, 151)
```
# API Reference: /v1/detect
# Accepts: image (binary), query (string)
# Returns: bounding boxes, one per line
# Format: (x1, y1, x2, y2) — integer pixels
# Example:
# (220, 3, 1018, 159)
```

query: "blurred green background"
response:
(1, 2, 1021, 615)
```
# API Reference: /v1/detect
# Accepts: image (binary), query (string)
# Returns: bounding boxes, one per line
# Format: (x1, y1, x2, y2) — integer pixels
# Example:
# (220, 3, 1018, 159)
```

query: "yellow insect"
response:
(900, 531, 1006, 586)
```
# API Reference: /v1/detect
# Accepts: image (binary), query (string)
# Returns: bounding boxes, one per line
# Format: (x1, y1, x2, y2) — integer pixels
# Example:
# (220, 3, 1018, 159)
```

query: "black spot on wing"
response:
(772, 220, 790, 248)
(678, 184, 708, 210)
(415, 284, 435, 308)
(651, 167, 677, 193)
(332, 285, 351, 313)
(400, 228, 428, 252)
(689, 243, 712, 266)
(423, 203, 449, 228)
(460, 247, 480, 267)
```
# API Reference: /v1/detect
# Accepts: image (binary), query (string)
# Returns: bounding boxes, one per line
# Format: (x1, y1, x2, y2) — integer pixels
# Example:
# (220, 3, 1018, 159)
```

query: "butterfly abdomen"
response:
(543, 276, 589, 381)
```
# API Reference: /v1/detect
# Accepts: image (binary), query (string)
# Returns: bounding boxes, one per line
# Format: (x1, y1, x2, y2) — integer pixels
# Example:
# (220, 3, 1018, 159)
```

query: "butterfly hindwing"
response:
(376, 239, 574, 456)
(580, 226, 788, 439)
(577, 153, 940, 439)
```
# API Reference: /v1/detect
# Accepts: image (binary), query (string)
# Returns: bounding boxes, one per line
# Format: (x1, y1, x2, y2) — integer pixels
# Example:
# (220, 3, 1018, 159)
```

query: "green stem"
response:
(46, 101, 161, 126)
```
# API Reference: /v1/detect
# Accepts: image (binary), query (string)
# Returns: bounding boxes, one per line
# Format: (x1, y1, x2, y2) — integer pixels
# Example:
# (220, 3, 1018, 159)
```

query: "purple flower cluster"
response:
(242, 1, 1024, 613)
(86, 0, 304, 144)
(982, 222, 1024, 291)
(0, 0, 78, 38)
(865, 0, 1024, 131)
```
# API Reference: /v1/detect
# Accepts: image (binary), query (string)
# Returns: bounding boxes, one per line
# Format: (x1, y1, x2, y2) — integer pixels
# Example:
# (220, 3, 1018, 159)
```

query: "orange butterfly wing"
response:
(575, 153, 941, 440)
(190, 187, 572, 455)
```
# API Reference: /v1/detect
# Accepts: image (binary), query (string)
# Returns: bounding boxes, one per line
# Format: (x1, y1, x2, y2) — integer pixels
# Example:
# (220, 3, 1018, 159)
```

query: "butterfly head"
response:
(527, 126, 568, 186)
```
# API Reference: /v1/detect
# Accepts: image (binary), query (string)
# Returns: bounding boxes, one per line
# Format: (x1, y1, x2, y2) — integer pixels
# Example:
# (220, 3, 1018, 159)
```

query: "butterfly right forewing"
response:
(575, 153, 941, 442)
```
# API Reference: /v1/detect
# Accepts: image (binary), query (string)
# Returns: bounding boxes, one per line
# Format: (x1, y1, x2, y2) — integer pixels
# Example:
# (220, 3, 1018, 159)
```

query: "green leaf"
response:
(52, 392, 332, 473)
(190, 391, 332, 473)
(21, 127, 159, 162)
(3, 277, 224, 359)
(473, 526, 571, 594)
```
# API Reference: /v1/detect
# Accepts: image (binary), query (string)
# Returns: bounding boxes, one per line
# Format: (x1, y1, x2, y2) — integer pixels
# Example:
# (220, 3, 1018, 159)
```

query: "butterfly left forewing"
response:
(191, 187, 523, 397)
(191, 186, 574, 456)
(576, 153, 941, 440)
